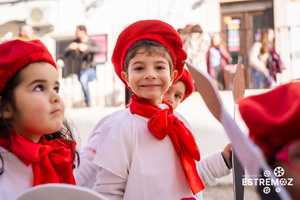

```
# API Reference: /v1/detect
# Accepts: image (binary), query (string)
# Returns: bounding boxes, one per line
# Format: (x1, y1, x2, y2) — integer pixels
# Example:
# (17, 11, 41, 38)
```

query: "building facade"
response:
(0, 0, 299, 106)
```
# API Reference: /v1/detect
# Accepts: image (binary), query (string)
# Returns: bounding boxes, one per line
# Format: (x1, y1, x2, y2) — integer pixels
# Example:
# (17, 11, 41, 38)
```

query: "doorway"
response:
(220, 0, 274, 89)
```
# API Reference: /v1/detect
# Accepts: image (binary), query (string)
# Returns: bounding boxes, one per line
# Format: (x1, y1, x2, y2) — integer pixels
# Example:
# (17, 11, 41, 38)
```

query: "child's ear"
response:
(0, 104, 13, 119)
(171, 70, 178, 82)
(121, 71, 129, 84)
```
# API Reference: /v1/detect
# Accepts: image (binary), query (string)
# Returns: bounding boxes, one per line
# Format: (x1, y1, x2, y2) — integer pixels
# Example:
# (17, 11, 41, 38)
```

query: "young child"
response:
(163, 68, 232, 185)
(84, 19, 230, 200)
(0, 39, 77, 200)
(76, 67, 232, 190)
(164, 68, 195, 110)
(238, 81, 300, 199)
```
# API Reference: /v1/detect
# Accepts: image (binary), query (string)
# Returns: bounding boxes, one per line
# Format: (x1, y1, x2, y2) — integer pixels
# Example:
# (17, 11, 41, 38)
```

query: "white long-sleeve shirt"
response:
(0, 147, 33, 200)
(76, 107, 231, 200)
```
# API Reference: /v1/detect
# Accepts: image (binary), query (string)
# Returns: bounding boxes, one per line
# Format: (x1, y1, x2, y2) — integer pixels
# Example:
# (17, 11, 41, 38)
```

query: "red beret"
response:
(238, 82, 300, 162)
(0, 39, 57, 94)
(112, 19, 187, 88)
(178, 68, 195, 102)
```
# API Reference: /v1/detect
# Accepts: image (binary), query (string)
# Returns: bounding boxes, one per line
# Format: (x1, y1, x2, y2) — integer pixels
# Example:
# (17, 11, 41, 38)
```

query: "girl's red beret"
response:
(0, 39, 56, 94)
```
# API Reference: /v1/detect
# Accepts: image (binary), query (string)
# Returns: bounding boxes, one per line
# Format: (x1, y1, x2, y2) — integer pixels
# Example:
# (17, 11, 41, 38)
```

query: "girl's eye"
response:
(54, 86, 60, 93)
(34, 85, 44, 91)
(175, 94, 182, 99)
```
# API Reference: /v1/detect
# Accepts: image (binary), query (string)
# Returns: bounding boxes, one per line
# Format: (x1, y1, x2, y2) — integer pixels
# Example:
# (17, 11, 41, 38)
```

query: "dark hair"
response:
(191, 24, 203, 34)
(76, 25, 87, 33)
(0, 65, 79, 175)
(124, 39, 174, 73)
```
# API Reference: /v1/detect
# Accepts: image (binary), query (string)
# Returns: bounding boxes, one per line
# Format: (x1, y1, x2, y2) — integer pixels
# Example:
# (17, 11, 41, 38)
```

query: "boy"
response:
(77, 68, 232, 191)
(83, 20, 230, 200)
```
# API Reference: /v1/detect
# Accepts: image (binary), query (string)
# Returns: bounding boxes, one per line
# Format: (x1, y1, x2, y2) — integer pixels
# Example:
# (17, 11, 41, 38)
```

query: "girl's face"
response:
(7, 62, 64, 143)
(121, 51, 177, 105)
(163, 81, 186, 110)
(268, 29, 275, 42)
(212, 34, 221, 46)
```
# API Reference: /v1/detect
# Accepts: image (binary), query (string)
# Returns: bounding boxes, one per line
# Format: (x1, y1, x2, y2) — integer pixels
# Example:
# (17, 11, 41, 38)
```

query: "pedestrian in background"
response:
(0, 39, 77, 200)
(184, 25, 210, 73)
(17, 24, 39, 41)
(248, 28, 284, 89)
(267, 28, 285, 85)
(206, 33, 231, 90)
(63, 25, 101, 107)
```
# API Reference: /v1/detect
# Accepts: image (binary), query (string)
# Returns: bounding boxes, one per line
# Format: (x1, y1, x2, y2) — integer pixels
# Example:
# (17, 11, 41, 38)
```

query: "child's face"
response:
(163, 81, 186, 110)
(7, 62, 64, 142)
(122, 51, 177, 105)
(273, 140, 300, 198)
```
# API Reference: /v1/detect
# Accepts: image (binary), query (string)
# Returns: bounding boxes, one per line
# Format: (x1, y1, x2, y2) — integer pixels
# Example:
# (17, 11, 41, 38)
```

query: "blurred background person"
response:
(63, 25, 101, 107)
(267, 28, 285, 86)
(184, 24, 210, 73)
(182, 24, 193, 45)
(248, 28, 284, 89)
(17, 23, 39, 41)
(206, 33, 231, 90)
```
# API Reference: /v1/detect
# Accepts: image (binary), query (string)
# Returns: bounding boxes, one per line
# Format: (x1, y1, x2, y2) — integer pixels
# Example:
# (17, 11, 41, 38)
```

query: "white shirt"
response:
(0, 147, 33, 200)
(76, 107, 231, 200)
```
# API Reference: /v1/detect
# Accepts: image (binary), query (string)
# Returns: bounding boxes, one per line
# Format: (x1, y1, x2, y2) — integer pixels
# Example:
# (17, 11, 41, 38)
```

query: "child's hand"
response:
(221, 143, 232, 169)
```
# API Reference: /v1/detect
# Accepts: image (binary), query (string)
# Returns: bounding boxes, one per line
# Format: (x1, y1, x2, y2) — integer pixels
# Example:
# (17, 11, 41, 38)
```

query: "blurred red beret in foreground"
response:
(238, 82, 300, 163)
(0, 39, 56, 94)
(112, 19, 187, 89)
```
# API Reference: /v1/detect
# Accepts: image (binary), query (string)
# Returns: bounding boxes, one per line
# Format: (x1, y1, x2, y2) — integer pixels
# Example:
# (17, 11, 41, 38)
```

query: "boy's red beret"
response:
(112, 19, 187, 88)
(0, 39, 56, 94)
(178, 68, 195, 102)
(238, 82, 300, 162)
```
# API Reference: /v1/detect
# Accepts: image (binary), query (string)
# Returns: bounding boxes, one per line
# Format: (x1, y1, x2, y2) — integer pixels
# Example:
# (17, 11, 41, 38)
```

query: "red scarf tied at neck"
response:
(129, 94, 204, 194)
(0, 130, 76, 185)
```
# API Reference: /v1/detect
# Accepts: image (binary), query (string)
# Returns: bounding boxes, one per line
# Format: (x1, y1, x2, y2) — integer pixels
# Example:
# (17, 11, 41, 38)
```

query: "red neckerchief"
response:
(129, 93, 204, 194)
(0, 130, 76, 185)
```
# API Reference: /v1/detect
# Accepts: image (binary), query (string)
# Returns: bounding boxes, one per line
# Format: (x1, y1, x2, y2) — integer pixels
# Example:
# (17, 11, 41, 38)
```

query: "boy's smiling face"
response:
(121, 51, 177, 105)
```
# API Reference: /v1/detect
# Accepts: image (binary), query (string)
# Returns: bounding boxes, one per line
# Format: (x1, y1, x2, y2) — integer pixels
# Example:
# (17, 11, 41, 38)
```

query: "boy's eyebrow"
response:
(29, 79, 60, 86)
(156, 60, 168, 64)
(131, 61, 143, 65)
(131, 60, 169, 65)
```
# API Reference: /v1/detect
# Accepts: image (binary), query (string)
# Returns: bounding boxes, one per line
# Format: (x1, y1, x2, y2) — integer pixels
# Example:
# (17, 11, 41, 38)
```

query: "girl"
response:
(206, 33, 231, 90)
(0, 39, 78, 200)
(248, 28, 283, 89)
